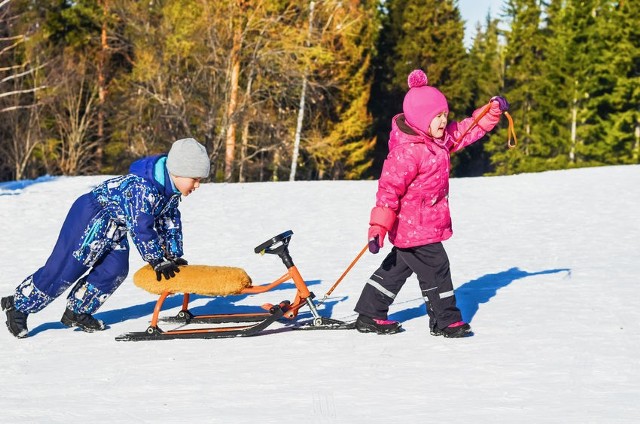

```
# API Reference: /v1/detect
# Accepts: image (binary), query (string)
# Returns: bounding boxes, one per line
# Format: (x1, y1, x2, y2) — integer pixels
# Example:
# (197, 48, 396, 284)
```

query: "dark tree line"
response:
(0, 0, 637, 183)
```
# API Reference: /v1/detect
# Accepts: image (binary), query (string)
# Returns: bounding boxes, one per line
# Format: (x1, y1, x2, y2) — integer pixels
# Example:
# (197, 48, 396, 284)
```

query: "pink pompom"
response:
(407, 69, 428, 88)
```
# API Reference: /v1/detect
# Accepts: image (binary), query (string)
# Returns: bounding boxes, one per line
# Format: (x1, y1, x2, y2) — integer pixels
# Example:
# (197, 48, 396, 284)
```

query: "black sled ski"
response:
(115, 305, 284, 341)
(294, 317, 356, 330)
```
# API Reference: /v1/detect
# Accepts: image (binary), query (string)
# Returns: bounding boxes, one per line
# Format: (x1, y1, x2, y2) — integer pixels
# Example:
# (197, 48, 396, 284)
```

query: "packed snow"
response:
(1, 165, 638, 423)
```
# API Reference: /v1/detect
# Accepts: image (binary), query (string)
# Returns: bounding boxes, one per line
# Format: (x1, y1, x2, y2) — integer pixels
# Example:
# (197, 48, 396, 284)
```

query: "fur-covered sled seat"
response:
(133, 265, 253, 296)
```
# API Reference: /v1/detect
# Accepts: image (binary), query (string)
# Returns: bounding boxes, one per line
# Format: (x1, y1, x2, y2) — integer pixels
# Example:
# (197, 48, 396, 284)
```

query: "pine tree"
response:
(490, 0, 639, 174)
(454, 13, 503, 177)
(609, 0, 640, 164)
(541, 0, 638, 168)
(370, 0, 469, 176)
(485, 0, 545, 174)
(585, 0, 639, 165)
(525, 0, 575, 171)
(299, 0, 380, 180)
(561, 0, 611, 167)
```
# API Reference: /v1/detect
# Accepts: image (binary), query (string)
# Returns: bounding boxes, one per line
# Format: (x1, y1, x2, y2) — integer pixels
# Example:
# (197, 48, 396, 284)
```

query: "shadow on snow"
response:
(28, 267, 570, 336)
(28, 279, 327, 336)
(389, 267, 571, 324)
(0, 175, 56, 195)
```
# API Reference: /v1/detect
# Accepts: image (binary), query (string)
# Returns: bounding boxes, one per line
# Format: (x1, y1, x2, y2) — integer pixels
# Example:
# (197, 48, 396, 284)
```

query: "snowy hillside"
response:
(1, 165, 639, 423)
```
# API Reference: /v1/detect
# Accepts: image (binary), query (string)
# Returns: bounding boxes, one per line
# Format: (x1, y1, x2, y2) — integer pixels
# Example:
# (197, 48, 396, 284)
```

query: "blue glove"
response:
(490, 96, 510, 112)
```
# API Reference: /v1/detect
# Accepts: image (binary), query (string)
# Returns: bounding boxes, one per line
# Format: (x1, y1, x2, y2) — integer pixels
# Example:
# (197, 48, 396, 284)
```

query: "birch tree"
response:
(0, 0, 48, 180)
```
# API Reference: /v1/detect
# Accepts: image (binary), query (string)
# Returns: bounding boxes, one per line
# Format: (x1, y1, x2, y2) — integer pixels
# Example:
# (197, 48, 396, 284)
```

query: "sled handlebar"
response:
(254, 230, 294, 256)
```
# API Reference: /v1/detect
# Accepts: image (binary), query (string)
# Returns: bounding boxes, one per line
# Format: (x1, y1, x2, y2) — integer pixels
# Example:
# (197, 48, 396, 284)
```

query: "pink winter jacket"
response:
(374, 103, 500, 248)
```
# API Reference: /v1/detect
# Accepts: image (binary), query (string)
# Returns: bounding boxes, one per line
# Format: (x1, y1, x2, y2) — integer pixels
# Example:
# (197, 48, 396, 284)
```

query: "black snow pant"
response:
(354, 242, 463, 331)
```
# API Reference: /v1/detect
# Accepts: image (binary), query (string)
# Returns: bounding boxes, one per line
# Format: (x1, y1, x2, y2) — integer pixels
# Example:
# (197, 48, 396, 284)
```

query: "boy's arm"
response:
(124, 185, 168, 265)
(156, 204, 184, 260)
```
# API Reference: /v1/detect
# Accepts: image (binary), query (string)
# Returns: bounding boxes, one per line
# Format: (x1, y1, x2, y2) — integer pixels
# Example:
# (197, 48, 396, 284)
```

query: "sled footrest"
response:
(160, 311, 274, 324)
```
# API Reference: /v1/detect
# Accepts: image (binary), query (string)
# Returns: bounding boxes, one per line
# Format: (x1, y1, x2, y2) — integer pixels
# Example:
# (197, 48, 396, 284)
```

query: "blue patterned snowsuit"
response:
(13, 155, 184, 315)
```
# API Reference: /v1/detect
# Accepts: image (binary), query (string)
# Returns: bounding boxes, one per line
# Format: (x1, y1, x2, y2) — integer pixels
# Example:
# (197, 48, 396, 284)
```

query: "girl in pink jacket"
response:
(354, 69, 509, 337)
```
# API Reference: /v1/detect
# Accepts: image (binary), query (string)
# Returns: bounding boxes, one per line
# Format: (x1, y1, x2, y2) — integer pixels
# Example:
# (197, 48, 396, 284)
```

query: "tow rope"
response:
(504, 111, 518, 148)
(453, 103, 518, 149)
(316, 243, 369, 306)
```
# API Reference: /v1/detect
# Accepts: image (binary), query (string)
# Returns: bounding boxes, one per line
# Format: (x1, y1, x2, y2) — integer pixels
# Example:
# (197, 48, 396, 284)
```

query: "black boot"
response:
(1, 296, 29, 338)
(61, 308, 105, 332)
(355, 314, 402, 334)
(431, 322, 472, 338)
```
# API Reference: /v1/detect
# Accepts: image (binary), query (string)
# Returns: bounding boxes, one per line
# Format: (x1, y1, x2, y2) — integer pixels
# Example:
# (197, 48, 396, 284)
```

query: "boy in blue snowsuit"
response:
(1, 138, 210, 338)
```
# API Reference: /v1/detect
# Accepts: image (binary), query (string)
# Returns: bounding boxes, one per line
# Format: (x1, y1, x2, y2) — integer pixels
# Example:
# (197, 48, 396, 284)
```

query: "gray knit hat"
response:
(166, 138, 210, 178)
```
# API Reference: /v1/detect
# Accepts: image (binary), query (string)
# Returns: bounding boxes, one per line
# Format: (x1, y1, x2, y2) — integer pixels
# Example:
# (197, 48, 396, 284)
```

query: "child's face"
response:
(428, 111, 448, 139)
(171, 175, 202, 196)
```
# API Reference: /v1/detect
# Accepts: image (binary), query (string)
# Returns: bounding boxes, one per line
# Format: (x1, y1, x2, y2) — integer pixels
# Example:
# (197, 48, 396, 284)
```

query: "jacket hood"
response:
(129, 154, 176, 198)
(389, 114, 451, 152)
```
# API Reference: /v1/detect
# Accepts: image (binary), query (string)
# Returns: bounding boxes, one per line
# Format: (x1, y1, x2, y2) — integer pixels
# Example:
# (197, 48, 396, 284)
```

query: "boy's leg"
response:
(397, 243, 463, 331)
(2, 194, 98, 338)
(11, 193, 99, 314)
(354, 248, 413, 320)
(66, 242, 129, 315)
(62, 240, 129, 332)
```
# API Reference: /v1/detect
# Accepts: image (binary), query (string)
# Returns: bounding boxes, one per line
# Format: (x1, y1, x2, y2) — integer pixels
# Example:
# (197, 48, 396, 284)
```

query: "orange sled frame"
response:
(115, 230, 353, 341)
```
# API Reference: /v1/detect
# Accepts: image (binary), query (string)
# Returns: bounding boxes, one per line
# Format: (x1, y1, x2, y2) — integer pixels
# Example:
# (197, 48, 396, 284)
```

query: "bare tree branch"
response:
(0, 86, 46, 98)
(0, 103, 41, 113)
(1, 62, 47, 83)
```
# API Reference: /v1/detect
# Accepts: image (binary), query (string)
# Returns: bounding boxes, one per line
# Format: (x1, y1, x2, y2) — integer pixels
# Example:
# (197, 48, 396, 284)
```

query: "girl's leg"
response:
(397, 243, 463, 330)
(354, 248, 414, 320)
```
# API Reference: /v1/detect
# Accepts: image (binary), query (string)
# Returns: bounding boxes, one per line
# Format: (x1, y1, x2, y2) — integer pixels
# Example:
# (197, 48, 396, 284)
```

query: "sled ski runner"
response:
(294, 316, 356, 330)
(115, 305, 285, 341)
(116, 230, 355, 341)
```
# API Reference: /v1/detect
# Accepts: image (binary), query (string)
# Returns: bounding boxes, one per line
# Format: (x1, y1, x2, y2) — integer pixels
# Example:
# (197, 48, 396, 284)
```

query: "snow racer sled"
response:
(115, 230, 354, 341)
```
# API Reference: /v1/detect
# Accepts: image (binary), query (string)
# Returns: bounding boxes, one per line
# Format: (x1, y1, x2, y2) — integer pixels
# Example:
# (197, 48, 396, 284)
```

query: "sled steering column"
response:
(254, 230, 323, 324)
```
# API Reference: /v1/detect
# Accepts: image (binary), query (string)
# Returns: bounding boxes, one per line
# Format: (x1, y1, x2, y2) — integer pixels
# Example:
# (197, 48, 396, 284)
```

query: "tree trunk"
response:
(238, 74, 253, 183)
(272, 150, 280, 181)
(96, 0, 109, 168)
(634, 116, 639, 162)
(225, 12, 243, 182)
(290, 77, 307, 181)
(570, 100, 577, 163)
(289, 0, 315, 181)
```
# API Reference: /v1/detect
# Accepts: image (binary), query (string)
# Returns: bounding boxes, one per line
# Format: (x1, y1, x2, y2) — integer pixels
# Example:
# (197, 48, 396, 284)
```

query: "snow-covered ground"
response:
(1, 165, 638, 423)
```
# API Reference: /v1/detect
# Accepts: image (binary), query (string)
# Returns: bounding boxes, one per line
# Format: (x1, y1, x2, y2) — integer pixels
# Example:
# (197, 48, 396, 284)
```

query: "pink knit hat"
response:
(402, 69, 449, 135)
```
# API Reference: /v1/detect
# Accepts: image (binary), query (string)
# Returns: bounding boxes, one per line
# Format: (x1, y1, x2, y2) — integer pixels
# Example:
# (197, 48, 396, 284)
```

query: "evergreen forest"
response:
(0, 0, 638, 182)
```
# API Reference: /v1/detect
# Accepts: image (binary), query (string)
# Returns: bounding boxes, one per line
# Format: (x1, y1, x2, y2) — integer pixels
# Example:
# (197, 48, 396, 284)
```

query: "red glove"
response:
(368, 207, 396, 254)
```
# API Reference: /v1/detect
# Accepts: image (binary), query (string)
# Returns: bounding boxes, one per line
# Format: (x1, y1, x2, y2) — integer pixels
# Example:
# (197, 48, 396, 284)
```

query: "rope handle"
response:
(504, 111, 518, 148)
(453, 102, 518, 149)
(452, 103, 492, 147)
